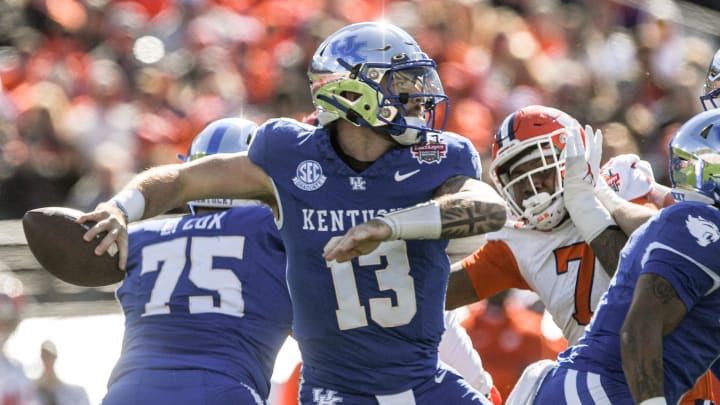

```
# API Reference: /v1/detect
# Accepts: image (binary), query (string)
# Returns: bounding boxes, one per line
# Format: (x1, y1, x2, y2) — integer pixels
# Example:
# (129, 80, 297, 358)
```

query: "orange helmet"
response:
(490, 105, 583, 230)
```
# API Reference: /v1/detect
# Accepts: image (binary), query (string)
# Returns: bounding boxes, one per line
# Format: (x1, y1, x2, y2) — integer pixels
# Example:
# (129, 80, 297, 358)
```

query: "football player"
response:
(530, 105, 720, 405)
(101, 118, 293, 405)
(447, 105, 631, 345)
(447, 105, 715, 404)
(80, 22, 507, 404)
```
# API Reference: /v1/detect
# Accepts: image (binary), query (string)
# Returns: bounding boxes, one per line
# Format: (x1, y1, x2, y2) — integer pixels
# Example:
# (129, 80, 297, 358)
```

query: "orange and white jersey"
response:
(461, 219, 611, 345)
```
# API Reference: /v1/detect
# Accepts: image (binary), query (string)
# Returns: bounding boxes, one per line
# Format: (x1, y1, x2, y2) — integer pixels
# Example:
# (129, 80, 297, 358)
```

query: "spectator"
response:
(35, 340, 91, 405)
(0, 285, 39, 405)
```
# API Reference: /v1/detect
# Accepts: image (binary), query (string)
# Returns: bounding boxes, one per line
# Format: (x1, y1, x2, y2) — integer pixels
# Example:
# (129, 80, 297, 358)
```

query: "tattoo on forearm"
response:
(435, 175, 506, 238)
(590, 228, 628, 277)
(650, 276, 677, 304)
(440, 200, 506, 238)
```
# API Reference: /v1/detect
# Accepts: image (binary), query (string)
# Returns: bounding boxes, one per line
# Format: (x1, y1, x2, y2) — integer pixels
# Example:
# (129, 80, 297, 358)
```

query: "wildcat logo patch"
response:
(686, 214, 720, 247)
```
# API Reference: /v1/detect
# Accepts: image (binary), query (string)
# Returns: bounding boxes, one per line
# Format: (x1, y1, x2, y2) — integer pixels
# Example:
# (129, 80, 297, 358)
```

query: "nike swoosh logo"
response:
(434, 368, 448, 384)
(394, 169, 420, 182)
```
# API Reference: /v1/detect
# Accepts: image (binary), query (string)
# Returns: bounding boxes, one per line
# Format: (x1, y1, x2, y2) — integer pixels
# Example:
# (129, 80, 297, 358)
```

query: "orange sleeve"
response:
(679, 370, 716, 404)
(629, 196, 660, 210)
(461, 240, 530, 300)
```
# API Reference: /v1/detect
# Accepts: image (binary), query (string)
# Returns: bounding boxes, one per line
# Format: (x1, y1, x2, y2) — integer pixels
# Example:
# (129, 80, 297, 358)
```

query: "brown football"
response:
(22, 207, 123, 287)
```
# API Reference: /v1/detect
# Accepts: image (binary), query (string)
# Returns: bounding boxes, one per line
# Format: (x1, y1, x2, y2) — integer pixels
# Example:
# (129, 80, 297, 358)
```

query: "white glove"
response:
(563, 125, 616, 243)
(596, 154, 649, 213)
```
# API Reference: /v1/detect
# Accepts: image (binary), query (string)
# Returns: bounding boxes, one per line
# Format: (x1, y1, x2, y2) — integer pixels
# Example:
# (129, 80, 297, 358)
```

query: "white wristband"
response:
(377, 200, 442, 240)
(638, 397, 667, 405)
(110, 188, 145, 223)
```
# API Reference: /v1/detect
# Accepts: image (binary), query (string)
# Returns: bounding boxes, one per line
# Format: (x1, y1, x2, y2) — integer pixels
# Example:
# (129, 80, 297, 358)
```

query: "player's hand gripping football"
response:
(323, 219, 392, 263)
(77, 201, 129, 270)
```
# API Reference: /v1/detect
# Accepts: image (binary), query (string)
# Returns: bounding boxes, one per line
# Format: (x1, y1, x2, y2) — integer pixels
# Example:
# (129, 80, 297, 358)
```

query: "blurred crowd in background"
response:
(0, 0, 718, 220)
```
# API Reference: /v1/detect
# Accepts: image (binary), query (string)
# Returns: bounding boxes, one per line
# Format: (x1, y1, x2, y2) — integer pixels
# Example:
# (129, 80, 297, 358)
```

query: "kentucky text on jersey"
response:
(302, 208, 401, 232)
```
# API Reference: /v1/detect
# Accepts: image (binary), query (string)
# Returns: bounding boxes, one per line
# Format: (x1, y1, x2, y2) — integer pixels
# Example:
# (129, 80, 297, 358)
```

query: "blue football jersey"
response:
(108, 206, 291, 400)
(249, 118, 483, 394)
(558, 201, 720, 403)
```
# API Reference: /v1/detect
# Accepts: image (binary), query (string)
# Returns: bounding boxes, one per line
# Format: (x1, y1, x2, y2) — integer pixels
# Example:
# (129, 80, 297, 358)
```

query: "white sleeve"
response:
(438, 309, 493, 395)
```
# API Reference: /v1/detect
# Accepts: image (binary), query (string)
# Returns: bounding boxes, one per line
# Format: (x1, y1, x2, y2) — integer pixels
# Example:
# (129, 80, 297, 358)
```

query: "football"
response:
(22, 207, 123, 287)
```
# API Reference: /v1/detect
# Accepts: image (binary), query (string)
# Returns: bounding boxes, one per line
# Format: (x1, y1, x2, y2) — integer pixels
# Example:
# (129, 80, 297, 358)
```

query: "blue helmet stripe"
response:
(496, 112, 516, 148)
(206, 125, 227, 155)
(506, 113, 516, 143)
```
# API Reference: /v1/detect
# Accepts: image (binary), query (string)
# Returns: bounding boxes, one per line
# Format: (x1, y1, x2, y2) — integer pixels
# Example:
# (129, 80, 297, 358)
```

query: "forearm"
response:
(446, 264, 481, 310)
(436, 191, 507, 238)
(621, 318, 665, 402)
(588, 227, 627, 277)
(434, 177, 507, 238)
(124, 164, 187, 219)
(621, 273, 685, 403)
(611, 202, 656, 236)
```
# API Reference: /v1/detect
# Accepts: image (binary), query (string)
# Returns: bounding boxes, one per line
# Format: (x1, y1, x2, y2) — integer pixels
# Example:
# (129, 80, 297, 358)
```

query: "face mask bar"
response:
(348, 57, 450, 135)
(701, 87, 720, 111)
(495, 139, 564, 220)
(701, 50, 720, 110)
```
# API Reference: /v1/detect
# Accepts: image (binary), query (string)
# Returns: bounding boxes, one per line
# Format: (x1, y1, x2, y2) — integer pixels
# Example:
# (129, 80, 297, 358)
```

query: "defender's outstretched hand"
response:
(77, 202, 129, 270)
(564, 124, 602, 186)
(563, 124, 615, 243)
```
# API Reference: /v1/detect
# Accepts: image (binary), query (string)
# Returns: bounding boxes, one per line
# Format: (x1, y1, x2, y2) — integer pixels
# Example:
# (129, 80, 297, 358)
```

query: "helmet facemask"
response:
(491, 133, 567, 230)
(670, 146, 720, 206)
(668, 109, 720, 206)
(700, 49, 720, 111)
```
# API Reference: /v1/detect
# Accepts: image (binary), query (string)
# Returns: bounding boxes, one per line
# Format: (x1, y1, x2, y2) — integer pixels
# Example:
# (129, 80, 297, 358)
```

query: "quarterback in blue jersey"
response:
(80, 22, 507, 404)
(528, 108, 720, 405)
(101, 118, 292, 405)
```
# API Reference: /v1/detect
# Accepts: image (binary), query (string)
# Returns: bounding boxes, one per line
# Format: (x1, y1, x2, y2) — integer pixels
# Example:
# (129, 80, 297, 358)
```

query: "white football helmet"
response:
(308, 22, 448, 145)
(178, 117, 259, 213)
(490, 105, 582, 230)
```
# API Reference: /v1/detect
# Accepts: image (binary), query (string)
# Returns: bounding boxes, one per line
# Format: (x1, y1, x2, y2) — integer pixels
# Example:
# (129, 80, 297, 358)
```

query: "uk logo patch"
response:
(312, 388, 343, 404)
(411, 142, 447, 164)
(293, 160, 327, 191)
(349, 176, 366, 191)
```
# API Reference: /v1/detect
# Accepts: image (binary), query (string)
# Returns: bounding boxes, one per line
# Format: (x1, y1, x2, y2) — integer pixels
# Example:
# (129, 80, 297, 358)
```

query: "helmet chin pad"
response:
(522, 192, 567, 230)
(387, 116, 428, 145)
(522, 192, 552, 215)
